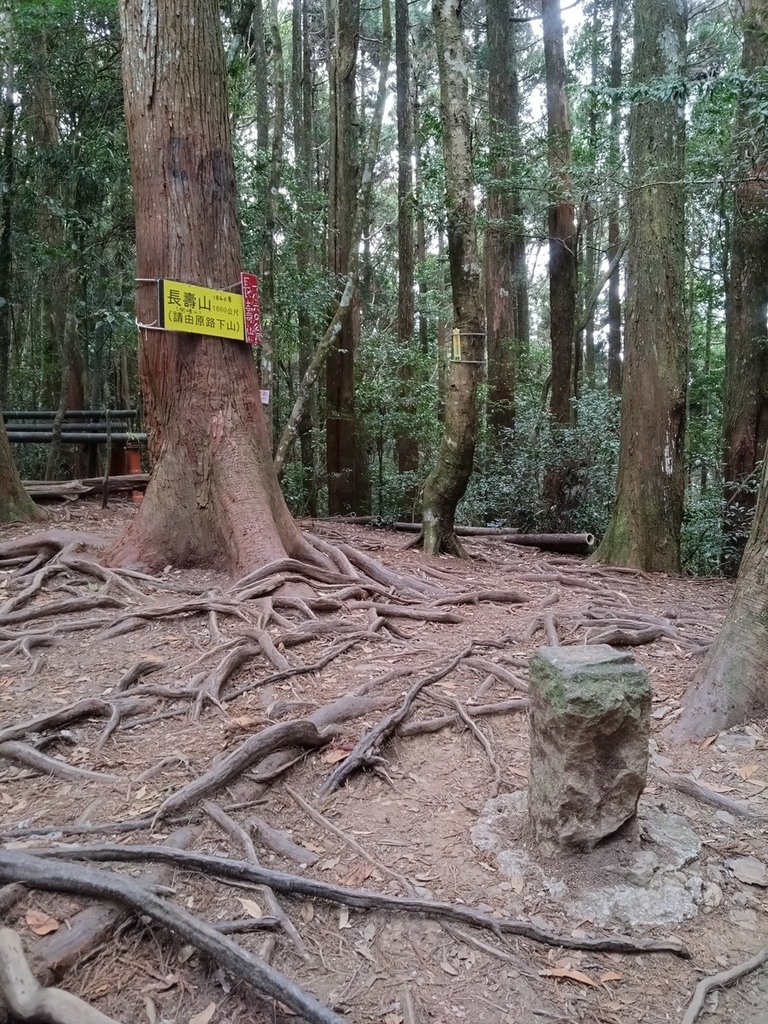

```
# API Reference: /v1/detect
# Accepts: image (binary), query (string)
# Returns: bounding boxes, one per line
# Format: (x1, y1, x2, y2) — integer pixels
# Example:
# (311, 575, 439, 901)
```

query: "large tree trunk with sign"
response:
(112, 0, 319, 576)
(418, 0, 484, 557)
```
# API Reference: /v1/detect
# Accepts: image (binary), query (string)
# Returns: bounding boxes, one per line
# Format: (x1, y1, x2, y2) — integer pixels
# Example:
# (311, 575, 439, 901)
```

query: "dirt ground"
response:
(0, 501, 767, 1024)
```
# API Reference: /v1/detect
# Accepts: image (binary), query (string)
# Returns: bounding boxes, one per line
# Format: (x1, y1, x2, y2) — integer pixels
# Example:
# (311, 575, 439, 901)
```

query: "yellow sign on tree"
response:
(158, 279, 245, 341)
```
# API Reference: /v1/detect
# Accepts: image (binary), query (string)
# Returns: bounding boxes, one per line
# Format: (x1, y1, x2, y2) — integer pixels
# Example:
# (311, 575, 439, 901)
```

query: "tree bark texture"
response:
(606, 0, 623, 396)
(394, 0, 419, 505)
(669, 453, 768, 739)
(721, 0, 768, 574)
(0, 417, 41, 523)
(113, 0, 313, 575)
(485, 0, 522, 437)
(421, 0, 484, 556)
(594, 0, 687, 573)
(0, 94, 13, 408)
(326, 0, 361, 516)
(292, 0, 318, 515)
(542, 0, 577, 427)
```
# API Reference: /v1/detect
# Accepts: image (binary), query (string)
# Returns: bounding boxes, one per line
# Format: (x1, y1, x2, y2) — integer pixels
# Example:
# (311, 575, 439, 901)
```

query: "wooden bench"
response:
(3, 410, 146, 475)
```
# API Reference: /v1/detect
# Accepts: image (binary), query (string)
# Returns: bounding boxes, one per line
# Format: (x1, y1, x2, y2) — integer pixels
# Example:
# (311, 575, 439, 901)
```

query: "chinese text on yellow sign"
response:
(158, 280, 245, 341)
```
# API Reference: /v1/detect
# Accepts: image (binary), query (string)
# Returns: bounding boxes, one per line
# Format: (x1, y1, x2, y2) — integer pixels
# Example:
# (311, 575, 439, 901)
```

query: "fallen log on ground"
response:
(505, 532, 596, 555)
(324, 517, 520, 536)
(22, 475, 150, 500)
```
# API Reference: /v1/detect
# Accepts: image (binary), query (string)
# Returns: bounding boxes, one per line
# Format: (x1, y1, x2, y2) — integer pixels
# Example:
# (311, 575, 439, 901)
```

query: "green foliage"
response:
(459, 382, 622, 535)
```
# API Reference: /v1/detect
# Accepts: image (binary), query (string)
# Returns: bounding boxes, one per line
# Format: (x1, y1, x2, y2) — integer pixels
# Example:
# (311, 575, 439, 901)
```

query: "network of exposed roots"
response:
(0, 516, 754, 1024)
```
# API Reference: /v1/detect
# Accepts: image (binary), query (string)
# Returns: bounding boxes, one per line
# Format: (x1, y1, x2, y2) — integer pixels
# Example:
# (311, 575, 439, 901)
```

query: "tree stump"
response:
(527, 645, 651, 857)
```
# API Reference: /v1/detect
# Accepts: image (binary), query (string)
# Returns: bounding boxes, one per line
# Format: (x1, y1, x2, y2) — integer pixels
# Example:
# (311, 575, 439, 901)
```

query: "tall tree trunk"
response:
(593, 0, 687, 572)
(394, 0, 418, 514)
(273, 0, 390, 482)
(606, 0, 623, 395)
(0, 93, 12, 408)
(30, 33, 69, 414)
(325, 0, 361, 516)
(667, 450, 768, 740)
(44, 296, 81, 480)
(0, 417, 41, 523)
(581, 2, 600, 388)
(485, 0, 518, 437)
(259, 0, 285, 443)
(721, 0, 768, 575)
(420, 0, 484, 557)
(542, 0, 577, 427)
(252, 0, 269, 158)
(113, 0, 317, 576)
(292, 0, 318, 515)
(414, 77, 430, 356)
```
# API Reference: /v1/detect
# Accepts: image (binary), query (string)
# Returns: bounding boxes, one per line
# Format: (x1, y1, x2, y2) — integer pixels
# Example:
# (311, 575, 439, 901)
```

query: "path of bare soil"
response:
(0, 502, 766, 1024)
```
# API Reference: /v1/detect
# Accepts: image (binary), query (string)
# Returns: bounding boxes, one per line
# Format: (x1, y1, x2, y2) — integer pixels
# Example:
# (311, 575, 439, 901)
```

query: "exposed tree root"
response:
(0, 927, 121, 1024)
(154, 719, 332, 820)
(397, 698, 529, 737)
(0, 852, 346, 1024)
(0, 741, 127, 789)
(315, 643, 473, 799)
(0, 696, 149, 745)
(682, 947, 768, 1024)
(20, 824, 200, 996)
(0, 518, 729, 1023)
(651, 768, 767, 821)
(15, 846, 690, 958)
(203, 800, 308, 957)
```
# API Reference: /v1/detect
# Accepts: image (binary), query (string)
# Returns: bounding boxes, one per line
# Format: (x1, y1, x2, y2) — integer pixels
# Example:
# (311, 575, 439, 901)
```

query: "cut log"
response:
(23, 476, 150, 500)
(324, 517, 520, 536)
(505, 532, 595, 554)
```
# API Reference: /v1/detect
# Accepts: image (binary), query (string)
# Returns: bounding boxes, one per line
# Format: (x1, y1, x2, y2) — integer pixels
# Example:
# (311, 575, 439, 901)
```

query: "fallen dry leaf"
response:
(341, 861, 375, 887)
(540, 968, 599, 987)
(737, 765, 759, 779)
(236, 897, 263, 919)
(25, 908, 60, 936)
(600, 971, 624, 983)
(300, 902, 315, 924)
(189, 1003, 216, 1024)
(321, 748, 350, 764)
(440, 961, 459, 977)
(338, 906, 350, 929)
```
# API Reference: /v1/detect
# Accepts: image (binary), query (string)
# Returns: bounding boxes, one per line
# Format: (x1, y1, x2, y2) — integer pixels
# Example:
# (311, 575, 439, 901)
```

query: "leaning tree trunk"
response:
(666, 452, 768, 740)
(420, 0, 484, 557)
(592, 0, 687, 573)
(721, 0, 768, 575)
(112, 0, 317, 576)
